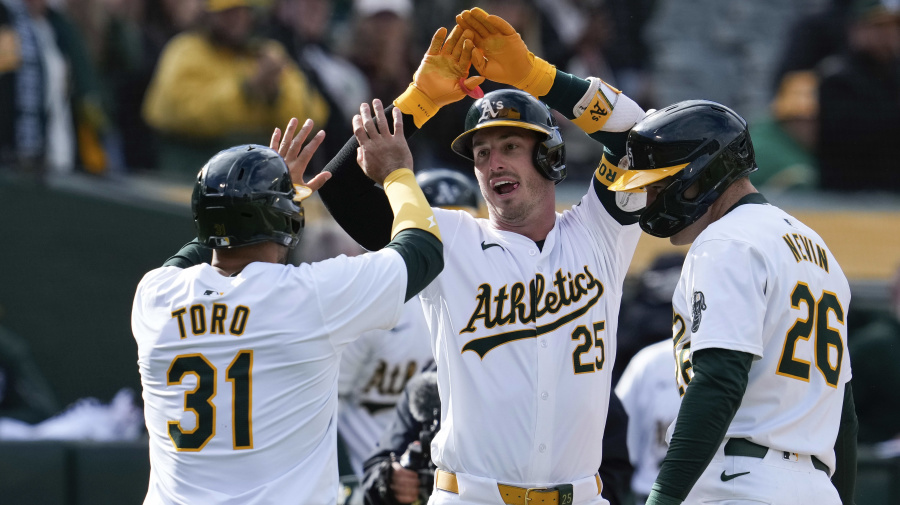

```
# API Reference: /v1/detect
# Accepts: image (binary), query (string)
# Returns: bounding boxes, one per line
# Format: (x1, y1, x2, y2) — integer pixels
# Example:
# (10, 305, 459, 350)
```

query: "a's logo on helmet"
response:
(479, 100, 520, 122)
(626, 145, 635, 169)
(691, 291, 707, 333)
(214, 224, 227, 236)
(434, 181, 461, 206)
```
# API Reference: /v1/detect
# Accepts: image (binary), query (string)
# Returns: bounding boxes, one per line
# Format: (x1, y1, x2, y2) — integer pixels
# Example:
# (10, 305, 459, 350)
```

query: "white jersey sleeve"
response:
(678, 238, 767, 357)
(615, 340, 682, 496)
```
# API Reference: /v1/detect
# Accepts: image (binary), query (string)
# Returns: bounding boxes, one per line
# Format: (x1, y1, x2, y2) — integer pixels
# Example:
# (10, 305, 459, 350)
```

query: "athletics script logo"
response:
(460, 266, 604, 358)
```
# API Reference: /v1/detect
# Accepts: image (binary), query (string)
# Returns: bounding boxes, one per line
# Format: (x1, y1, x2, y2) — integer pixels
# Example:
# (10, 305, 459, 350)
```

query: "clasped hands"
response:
(395, 7, 554, 127)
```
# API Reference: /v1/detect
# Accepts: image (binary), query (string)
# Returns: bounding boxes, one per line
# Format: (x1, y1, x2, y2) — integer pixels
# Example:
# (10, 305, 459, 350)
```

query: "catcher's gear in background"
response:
(450, 89, 567, 183)
(192, 144, 305, 249)
(416, 168, 480, 212)
(610, 100, 757, 238)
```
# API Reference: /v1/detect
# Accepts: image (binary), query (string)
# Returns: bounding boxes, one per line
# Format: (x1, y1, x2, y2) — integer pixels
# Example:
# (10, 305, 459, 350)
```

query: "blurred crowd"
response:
(1, 0, 899, 193)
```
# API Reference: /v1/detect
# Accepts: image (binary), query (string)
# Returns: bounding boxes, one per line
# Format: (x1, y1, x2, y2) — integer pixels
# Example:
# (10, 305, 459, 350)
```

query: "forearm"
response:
(832, 381, 858, 504)
(318, 105, 419, 251)
(541, 69, 644, 158)
(648, 348, 752, 504)
(381, 168, 443, 301)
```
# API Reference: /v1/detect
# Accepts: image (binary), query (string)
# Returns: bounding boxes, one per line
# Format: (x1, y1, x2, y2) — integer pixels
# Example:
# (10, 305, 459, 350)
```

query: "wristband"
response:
(516, 56, 556, 98)
(394, 84, 439, 128)
(571, 78, 619, 134)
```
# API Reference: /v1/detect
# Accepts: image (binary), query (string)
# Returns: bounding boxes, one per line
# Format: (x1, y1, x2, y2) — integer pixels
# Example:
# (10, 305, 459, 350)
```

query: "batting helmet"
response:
(609, 100, 757, 238)
(192, 144, 305, 249)
(416, 168, 480, 212)
(450, 89, 566, 184)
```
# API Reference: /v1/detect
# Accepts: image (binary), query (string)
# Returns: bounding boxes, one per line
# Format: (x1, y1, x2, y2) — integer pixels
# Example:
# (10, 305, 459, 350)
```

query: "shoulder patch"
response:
(691, 291, 707, 333)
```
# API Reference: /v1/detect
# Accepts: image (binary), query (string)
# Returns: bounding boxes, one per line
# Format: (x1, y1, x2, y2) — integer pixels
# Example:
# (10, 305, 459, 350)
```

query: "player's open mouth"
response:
(493, 180, 519, 195)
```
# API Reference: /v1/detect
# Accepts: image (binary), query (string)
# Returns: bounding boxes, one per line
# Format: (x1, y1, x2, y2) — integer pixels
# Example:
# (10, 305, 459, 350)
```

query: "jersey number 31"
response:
(167, 351, 253, 451)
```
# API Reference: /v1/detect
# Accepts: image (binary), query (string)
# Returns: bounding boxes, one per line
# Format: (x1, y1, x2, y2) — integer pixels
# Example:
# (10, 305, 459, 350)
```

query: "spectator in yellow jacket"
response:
(142, 0, 328, 176)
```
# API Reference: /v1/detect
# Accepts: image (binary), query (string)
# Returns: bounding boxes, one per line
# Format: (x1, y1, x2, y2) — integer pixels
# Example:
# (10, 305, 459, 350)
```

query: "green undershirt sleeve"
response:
(385, 229, 443, 302)
(163, 239, 212, 268)
(832, 381, 858, 504)
(648, 348, 753, 504)
(541, 69, 590, 117)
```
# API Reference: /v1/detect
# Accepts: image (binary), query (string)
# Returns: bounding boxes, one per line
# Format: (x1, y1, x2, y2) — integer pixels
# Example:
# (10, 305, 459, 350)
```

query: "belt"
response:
(724, 438, 829, 474)
(435, 469, 601, 505)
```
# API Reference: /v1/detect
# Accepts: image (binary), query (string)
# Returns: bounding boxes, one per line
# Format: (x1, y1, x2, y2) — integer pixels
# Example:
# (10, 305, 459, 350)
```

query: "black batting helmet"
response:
(192, 144, 306, 249)
(450, 89, 566, 184)
(609, 100, 757, 238)
(416, 168, 480, 212)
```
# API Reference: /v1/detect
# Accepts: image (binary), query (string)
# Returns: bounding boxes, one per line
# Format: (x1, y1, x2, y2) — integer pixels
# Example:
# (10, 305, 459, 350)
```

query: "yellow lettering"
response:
(171, 308, 188, 339)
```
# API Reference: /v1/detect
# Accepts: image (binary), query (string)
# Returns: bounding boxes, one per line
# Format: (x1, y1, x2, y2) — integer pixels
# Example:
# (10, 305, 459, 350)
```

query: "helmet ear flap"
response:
(534, 126, 566, 184)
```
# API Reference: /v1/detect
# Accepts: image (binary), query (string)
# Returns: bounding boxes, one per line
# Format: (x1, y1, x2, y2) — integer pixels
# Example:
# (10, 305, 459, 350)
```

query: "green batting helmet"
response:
(450, 89, 566, 184)
(192, 144, 305, 249)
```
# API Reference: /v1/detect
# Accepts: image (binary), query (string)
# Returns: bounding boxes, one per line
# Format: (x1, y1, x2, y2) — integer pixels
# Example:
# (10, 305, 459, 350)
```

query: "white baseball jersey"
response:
(337, 299, 433, 477)
(423, 192, 641, 489)
(670, 202, 851, 474)
(131, 251, 408, 505)
(615, 340, 682, 498)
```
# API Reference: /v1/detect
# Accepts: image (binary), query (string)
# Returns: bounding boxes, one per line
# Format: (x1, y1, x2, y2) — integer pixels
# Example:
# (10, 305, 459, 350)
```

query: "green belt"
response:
(724, 438, 829, 474)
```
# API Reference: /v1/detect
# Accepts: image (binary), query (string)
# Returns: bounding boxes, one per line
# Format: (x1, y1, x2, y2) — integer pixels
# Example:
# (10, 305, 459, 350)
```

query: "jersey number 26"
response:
(776, 282, 845, 387)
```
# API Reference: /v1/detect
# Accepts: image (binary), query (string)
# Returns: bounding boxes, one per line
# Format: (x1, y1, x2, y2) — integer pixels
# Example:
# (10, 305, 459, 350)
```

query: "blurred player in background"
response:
(337, 168, 479, 485)
(615, 339, 682, 505)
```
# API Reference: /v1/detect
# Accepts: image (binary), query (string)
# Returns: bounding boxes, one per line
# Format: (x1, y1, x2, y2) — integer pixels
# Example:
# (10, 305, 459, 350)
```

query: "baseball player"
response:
(614, 340, 682, 505)
(608, 101, 858, 504)
(337, 168, 480, 480)
(131, 111, 444, 505)
(314, 10, 649, 505)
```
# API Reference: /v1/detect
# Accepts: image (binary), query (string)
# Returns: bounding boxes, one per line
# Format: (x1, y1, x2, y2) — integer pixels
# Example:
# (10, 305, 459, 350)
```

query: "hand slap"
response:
(393, 26, 485, 127)
(455, 7, 555, 98)
(353, 100, 412, 185)
(269, 118, 331, 196)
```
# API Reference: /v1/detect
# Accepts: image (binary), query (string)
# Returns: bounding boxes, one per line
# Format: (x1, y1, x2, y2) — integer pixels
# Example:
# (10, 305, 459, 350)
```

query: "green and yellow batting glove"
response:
(456, 7, 555, 99)
(394, 26, 486, 128)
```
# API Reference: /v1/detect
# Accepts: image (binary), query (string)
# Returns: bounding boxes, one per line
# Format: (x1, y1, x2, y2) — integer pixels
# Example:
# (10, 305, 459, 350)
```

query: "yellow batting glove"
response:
(456, 7, 555, 98)
(394, 26, 486, 128)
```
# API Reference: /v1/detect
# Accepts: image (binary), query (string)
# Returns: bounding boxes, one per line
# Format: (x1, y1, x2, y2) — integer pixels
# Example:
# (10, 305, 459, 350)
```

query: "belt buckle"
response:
(524, 484, 574, 505)
(524, 486, 548, 503)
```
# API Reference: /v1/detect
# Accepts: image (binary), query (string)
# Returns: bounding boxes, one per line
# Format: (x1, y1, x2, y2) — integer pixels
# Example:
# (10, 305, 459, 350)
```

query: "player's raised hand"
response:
(353, 99, 413, 185)
(270, 118, 331, 199)
(393, 25, 485, 128)
(456, 7, 555, 98)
